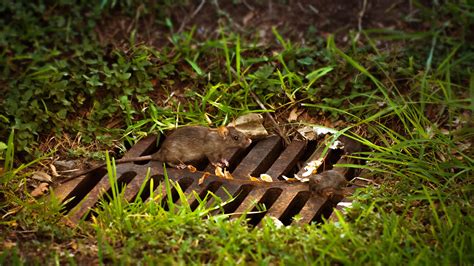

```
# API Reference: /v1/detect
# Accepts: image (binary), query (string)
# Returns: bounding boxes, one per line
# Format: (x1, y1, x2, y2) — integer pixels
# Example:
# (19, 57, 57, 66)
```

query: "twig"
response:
(178, 0, 206, 33)
(242, 0, 255, 11)
(354, 0, 368, 42)
(250, 91, 290, 145)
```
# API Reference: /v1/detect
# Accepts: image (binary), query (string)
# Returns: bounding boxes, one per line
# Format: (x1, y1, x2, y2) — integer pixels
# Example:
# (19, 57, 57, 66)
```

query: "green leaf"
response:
(185, 58, 205, 76)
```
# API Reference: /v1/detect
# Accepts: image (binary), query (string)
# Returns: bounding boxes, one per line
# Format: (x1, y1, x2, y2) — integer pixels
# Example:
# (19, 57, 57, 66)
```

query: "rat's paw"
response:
(175, 163, 188, 170)
(220, 159, 229, 167)
(211, 161, 225, 168)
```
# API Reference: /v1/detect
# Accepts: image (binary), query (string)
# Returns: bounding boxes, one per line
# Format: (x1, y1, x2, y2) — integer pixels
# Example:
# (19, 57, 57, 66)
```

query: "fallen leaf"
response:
(249, 176, 260, 182)
(2, 205, 23, 219)
(61, 217, 77, 228)
(337, 202, 353, 208)
(260, 174, 273, 182)
(293, 174, 309, 182)
(50, 164, 59, 177)
(3, 240, 16, 249)
(31, 171, 52, 182)
(231, 113, 268, 138)
(281, 175, 297, 182)
(297, 125, 338, 140)
(301, 158, 324, 177)
(198, 172, 211, 185)
(68, 240, 78, 251)
(215, 166, 225, 178)
(288, 107, 303, 122)
(31, 183, 49, 197)
(187, 165, 197, 173)
(224, 169, 234, 180)
(266, 216, 284, 228)
(242, 11, 255, 26)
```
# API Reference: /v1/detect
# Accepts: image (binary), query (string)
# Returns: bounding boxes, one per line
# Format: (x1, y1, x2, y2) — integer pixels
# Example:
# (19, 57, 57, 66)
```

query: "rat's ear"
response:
(217, 126, 229, 139)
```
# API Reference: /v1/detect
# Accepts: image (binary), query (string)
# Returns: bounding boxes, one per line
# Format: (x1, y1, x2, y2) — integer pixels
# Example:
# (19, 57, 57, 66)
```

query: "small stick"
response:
(250, 91, 290, 145)
(354, 0, 368, 42)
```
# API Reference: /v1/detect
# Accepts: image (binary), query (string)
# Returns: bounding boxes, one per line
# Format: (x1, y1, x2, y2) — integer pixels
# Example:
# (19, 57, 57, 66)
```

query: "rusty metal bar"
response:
(232, 136, 283, 179)
(265, 140, 307, 180)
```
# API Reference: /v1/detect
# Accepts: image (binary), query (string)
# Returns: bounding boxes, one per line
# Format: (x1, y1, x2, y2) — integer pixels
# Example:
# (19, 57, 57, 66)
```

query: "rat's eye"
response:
(233, 135, 239, 141)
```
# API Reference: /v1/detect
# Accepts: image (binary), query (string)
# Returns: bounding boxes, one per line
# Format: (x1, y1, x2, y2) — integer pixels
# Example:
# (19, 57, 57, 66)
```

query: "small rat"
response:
(61, 126, 252, 183)
(308, 170, 348, 198)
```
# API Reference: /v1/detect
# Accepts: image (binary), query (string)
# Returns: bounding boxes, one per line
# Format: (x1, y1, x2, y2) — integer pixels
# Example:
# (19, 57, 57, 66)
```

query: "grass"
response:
(1, 0, 473, 264)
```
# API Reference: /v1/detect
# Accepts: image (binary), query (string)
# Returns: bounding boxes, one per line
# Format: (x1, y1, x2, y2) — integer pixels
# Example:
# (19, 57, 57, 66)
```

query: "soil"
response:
(97, 0, 425, 48)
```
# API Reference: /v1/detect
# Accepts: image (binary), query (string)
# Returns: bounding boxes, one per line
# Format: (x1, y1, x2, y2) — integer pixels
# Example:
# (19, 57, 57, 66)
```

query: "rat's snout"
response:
(241, 137, 252, 148)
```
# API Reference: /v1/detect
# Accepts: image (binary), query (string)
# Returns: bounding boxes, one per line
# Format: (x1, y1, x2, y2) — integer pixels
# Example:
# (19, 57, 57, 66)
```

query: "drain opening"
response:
(279, 191, 311, 226)
(132, 174, 164, 202)
(102, 171, 138, 201)
(190, 181, 223, 210)
(247, 187, 283, 226)
(311, 197, 342, 224)
(222, 184, 255, 214)
(162, 176, 194, 210)
(83, 171, 137, 220)
(61, 168, 108, 213)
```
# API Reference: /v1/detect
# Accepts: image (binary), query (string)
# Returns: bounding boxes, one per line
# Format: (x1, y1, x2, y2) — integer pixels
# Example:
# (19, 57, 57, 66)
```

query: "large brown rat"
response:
(308, 170, 348, 198)
(60, 126, 252, 183)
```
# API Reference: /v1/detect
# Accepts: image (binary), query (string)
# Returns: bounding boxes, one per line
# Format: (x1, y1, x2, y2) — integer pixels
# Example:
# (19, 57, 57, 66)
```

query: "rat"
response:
(60, 126, 252, 183)
(308, 170, 348, 198)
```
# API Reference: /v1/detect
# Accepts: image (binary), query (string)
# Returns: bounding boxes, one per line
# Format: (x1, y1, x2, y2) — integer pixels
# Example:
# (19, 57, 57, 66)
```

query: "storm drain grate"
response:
(56, 134, 364, 225)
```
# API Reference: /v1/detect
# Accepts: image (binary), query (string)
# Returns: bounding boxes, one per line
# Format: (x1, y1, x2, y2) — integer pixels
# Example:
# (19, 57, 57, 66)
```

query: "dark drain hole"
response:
(248, 188, 283, 226)
(84, 171, 137, 220)
(300, 140, 318, 162)
(279, 191, 311, 226)
(133, 135, 164, 165)
(162, 176, 194, 210)
(223, 184, 254, 214)
(311, 196, 344, 224)
(250, 142, 284, 176)
(225, 143, 256, 172)
(102, 171, 138, 201)
(190, 181, 223, 211)
(132, 174, 164, 202)
(61, 168, 108, 213)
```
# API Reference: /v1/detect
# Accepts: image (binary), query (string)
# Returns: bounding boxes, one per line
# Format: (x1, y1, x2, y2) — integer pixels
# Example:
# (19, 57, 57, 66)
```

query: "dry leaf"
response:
(68, 240, 78, 251)
(288, 107, 303, 122)
(281, 175, 297, 182)
(224, 169, 234, 180)
(31, 171, 52, 182)
(2, 205, 23, 219)
(293, 174, 309, 182)
(297, 125, 338, 140)
(198, 172, 211, 185)
(3, 240, 16, 249)
(231, 113, 268, 138)
(187, 165, 197, 173)
(215, 166, 225, 178)
(31, 182, 49, 197)
(249, 176, 260, 182)
(50, 164, 59, 177)
(301, 158, 324, 177)
(204, 113, 213, 125)
(260, 174, 273, 182)
(242, 11, 255, 26)
(61, 217, 77, 228)
(267, 216, 284, 228)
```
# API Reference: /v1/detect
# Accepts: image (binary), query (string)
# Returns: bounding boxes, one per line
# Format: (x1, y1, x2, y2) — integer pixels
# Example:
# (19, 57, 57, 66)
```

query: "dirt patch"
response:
(98, 0, 421, 48)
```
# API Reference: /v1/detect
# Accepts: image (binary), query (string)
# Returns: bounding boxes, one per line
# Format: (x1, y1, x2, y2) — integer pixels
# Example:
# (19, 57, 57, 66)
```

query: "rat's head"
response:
(218, 126, 252, 148)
